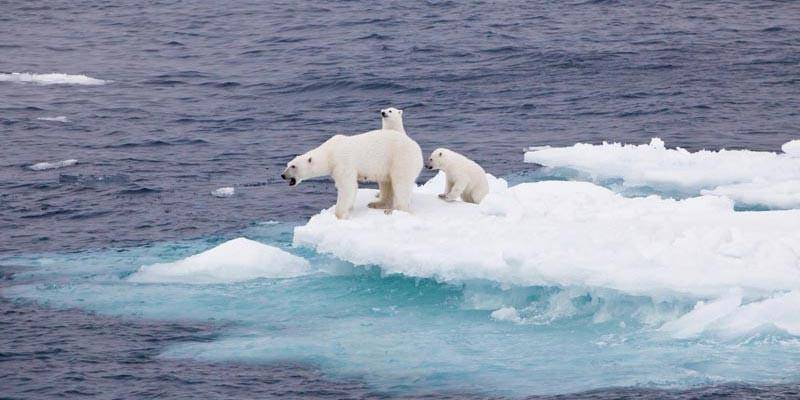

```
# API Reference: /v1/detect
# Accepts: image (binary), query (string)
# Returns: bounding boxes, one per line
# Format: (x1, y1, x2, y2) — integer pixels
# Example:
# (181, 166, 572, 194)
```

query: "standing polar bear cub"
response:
(282, 129, 423, 219)
(426, 148, 489, 204)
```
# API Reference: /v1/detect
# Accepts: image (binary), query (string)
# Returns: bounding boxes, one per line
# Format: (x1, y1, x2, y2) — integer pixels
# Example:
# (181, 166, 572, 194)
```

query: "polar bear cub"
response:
(282, 129, 423, 219)
(380, 107, 405, 134)
(426, 148, 489, 204)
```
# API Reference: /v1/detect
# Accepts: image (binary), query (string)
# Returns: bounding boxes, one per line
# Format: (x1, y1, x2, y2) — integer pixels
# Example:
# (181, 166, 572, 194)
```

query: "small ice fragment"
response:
(212, 187, 235, 197)
(28, 159, 78, 171)
(491, 306, 522, 323)
(36, 116, 69, 122)
(0, 72, 108, 85)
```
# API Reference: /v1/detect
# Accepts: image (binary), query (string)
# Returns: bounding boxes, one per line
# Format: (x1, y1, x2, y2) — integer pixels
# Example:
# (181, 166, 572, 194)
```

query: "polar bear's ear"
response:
(398, 109, 403, 115)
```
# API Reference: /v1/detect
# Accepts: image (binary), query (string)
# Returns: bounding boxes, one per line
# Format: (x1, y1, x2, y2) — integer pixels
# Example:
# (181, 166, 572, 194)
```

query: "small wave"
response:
(108, 138, 209, 148)
(36, 116, 69, 122)
(28, 159, 77, 171)
(0, 72, 108, 85)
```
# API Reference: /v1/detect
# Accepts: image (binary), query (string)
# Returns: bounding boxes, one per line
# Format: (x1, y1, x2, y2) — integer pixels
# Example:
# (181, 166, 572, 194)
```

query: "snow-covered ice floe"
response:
(0, 72, 108, 85)
(28, 159, 78, 171)
(295, 172, 800, 337)
(524, 138, 800, 209)
(128, 237, 310, 284)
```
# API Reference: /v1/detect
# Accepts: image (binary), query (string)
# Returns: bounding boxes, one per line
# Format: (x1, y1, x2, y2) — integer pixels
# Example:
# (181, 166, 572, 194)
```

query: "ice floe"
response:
(28, 159, 78, 170)
(211, 187, 235, 197)
(295, 173, 800, 336)
(524, 138, 800, 209)
(0, 72, 108, 85)
(128, 237, 310, 284)
(36, 116, 69, 122)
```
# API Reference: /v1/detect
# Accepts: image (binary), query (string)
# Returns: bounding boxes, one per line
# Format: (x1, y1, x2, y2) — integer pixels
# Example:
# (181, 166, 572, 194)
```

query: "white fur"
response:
(380, 107, 405, 134)
(427, 148, 489, 204)
(283, 129, 423, 219)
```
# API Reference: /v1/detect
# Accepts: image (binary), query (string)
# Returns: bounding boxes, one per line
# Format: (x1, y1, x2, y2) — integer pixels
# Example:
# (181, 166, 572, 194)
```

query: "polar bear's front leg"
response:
(442, 179, 467, 202)
(369, 181, 393, 209)
(438, 179, 454, 200)
(334, 173, 358, 219)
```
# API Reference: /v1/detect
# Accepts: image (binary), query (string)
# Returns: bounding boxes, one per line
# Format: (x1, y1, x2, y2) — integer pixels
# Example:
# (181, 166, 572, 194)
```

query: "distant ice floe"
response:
(295, 172, 800, 337)
(28, 159, 78, 171)
(36, 116, 69, 122)
(211, 187, 235, 197)
(128, 237, 310, 284)
(524, 138, 800, 209)
(0, 72, 108, 85)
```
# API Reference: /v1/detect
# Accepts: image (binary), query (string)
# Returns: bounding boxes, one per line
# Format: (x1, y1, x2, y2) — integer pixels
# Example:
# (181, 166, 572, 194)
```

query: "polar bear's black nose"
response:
(281, 173, 286, 179)
(381, 111, 387, 118)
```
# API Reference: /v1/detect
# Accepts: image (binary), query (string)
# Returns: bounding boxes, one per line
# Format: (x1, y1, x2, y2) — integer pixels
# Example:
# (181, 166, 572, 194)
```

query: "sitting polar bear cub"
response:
(426, 148, 489, 204)
(282, 129, 422, 219)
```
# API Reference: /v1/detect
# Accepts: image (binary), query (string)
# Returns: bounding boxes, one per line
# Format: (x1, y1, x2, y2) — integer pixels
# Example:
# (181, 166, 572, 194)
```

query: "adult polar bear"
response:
(281, 128, 423, 219)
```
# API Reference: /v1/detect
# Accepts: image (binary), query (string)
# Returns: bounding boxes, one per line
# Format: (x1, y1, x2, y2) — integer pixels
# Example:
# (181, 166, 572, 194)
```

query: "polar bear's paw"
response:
(368, 201, 391, 209)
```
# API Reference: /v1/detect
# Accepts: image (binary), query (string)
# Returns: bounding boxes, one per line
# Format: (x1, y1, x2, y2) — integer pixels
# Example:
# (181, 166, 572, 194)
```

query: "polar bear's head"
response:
(380, 107, 404, 132)
(281, 149, 329, 186)
(426, 148, 452, 170)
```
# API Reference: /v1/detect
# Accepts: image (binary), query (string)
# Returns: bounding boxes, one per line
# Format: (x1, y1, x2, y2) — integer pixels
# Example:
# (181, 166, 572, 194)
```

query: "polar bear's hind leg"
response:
(389, 175, 413, 213)
(368, 181, 393, 209)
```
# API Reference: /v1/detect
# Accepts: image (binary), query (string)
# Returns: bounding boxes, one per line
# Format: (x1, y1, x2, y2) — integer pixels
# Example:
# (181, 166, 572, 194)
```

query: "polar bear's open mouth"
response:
(288, 178, 297, 186)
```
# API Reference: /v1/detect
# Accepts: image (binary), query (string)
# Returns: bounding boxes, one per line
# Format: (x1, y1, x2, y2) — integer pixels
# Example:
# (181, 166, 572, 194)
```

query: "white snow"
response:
(294, 173, 800, 336)
(0, 72, 108, 85)
(660, 290, 800, 338)
(36, 116, 69, 122)
(28, 159, 78, 170)
(128, 238, 310, 284)
(212, 187, 235, 198)
(702, 180, 800, 209)
(524, 138, 800, 209)
(783, 140, 800, 157)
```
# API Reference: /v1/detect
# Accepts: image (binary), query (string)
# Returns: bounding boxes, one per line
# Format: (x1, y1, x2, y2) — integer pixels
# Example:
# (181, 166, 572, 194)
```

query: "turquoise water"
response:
(5, 220, 800, 397)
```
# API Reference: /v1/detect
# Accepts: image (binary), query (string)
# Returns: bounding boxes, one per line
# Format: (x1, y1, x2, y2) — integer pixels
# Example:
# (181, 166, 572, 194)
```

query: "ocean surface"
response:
(2, 0, 800, 398)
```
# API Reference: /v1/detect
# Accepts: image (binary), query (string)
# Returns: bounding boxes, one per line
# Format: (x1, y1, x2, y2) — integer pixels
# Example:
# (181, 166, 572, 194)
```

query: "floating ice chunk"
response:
(659, 291, 742, 339)
(524, 138, 800, 209)
(212, 187, 235, 197)
(490, 306, 522, 323)
(129, 238, 310, 284)
(0, 72, 108, 85)
(702, 180, 800, 209)
(36, 116, 69, 122)
(715, 291, 800, 337)
(295, 176, 800, 299)
(659, 290, 800, 338)
(28, 159, 78, 170)
(783, 140, 800, 157)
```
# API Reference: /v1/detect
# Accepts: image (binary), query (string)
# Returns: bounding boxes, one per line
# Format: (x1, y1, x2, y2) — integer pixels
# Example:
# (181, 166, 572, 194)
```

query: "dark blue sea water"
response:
(2, 1, 800, 398)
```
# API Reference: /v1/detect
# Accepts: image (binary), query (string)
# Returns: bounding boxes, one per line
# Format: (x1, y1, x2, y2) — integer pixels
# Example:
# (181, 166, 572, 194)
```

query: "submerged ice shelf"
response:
(129, 237, 310, 284)
(524, 138, 800, 209)
(295, 172, 800, 337)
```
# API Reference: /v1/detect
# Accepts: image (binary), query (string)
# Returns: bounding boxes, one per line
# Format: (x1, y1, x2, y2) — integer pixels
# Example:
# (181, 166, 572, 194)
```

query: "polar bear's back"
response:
(335, 129, 422, 181)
